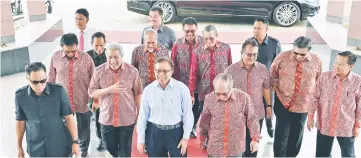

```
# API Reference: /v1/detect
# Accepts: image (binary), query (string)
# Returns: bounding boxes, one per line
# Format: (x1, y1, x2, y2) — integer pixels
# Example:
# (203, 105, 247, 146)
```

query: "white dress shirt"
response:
(69, 27, 96, 52)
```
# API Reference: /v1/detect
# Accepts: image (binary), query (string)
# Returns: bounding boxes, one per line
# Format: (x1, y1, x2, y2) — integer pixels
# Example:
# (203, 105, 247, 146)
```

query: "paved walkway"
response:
(1, 43, 360, 157)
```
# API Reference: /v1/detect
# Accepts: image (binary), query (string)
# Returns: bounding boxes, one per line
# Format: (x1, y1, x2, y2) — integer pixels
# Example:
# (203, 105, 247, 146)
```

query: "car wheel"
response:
(272, 2, 301, 27)
(152, 1, 176, 24)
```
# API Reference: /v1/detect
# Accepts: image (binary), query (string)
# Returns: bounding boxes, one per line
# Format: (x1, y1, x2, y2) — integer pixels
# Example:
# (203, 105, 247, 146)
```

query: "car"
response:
(127, 0, 320, 27)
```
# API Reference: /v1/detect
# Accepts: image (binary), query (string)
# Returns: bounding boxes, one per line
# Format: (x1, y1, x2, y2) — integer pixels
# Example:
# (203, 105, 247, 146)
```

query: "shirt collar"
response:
(204, 41, 221, 50)
(143, 44, 160, 53)
(152, 24, 164, 32)
(332, 71, 354, 81)
(27, 84, 50, 96)
(288, 50, 312, 62)
(183, 35, 202, 44)
(239, 60, 259, 69)
(105, 62, 125, 71)
(92, 49, 106, 58)
(62, 50, 81, 59)
(156, 78, 174, 88)
(254, 34, 269, 45)
(216, 88, 237, 101)
(79, 27, 89, 34)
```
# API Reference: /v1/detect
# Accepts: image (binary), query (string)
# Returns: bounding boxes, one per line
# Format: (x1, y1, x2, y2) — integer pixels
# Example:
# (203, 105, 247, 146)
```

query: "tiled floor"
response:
(1, 43, 360, 157)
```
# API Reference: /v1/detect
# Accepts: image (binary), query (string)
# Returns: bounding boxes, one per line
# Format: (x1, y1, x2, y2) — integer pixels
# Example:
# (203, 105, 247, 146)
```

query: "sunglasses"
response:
(215, 91, 230, 97)
(242, 51, 258, 58)
(184, 30, 196, 34)
(155, 69, 173, 74)
(204, 37, 215, 41)
(293, 51, 307, 57)
(28, 78, 47, 85)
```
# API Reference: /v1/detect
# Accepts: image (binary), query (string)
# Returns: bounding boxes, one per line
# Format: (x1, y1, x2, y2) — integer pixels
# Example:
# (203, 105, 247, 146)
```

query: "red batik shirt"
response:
(270, 50, 322, 113)
(308, 71, 361, 137)
(131, 44, 169, 88)
(88, 63, 143, 127)
(171, 35, 204, 85)
(197, 89, 261, 157)
(48, 50, 95, 113)
(188, 41, 232, 101)
(224, 61, 271, 120)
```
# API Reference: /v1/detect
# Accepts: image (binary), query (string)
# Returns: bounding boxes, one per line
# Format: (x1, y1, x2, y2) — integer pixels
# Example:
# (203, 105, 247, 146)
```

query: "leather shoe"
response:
(96, 143, 106, 152)
(81, 151, 88, 157)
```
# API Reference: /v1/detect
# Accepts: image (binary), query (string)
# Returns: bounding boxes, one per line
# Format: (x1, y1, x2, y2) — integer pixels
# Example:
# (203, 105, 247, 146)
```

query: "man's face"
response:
(333, 55, 353, 77)
(92, 37, 105, 55)
(293, 47, 309, 61)
(242, 45, 258, 66)
(107, 49, 123, 70)
(183, 24, 197, 42)
(149, 11, 162, 28)
(155, 62, 173, 85)
(27, 70, 47, 95)
(203, 31, 217, 48)
(62, 44, 78, 59)
(144, 33, 158, 52)
(253, 21, 267, 39)
(75, 13, 88, 30)
(214, 80, 231, 101)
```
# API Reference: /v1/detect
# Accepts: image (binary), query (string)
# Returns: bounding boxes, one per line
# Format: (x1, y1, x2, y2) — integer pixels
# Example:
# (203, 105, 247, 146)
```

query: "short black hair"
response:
(91, 32, 106, 44)
(182, 17, 198, 27)
(293, 36, 312, 51)
(255, 17, 269, 26)
(60, 33, 78, 46)
(25, 62, 46, 76)
(338, 51, 357, 65)
(155, 57, 174, 70)
(75, 8, 89, 19)
(150, 6, 163, 16)
(242, 39, 259, 51)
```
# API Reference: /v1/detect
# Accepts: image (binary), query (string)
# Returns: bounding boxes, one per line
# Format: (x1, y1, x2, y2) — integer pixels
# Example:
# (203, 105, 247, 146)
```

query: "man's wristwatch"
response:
(72, 139, 80, 144)
(267, 105, 273, 108)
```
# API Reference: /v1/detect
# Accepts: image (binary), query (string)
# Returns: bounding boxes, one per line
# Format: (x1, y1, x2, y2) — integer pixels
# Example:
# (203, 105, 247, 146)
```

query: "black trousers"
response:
(273, 95, 307, 157)
(146, 123, 186, 157)
(100, 124, 134, 157)
(316, 130, 355, 157)
(94, 109, 105, 147)
(244, 119, 263, 157)
(75, 111, 92, 152)
(192, 93, 201, 128)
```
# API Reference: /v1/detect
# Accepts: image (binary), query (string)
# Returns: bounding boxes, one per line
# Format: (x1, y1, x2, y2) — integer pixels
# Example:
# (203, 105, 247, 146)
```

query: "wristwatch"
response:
(72, 139, 80, 144)
(267, 105, 273, 108)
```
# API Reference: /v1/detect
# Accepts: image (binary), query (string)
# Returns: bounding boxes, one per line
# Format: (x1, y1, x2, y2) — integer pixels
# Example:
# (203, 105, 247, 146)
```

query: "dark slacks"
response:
(192, 93, 201, 127)
(146, 123, 186, 157)
(94, 109, 105, 147)
(100, 124, 134, 157)
(244, 119, 263, 157)
(273, 95, 307, 157)
(316, 130, 355, 157)
(75, 111, 92, 152)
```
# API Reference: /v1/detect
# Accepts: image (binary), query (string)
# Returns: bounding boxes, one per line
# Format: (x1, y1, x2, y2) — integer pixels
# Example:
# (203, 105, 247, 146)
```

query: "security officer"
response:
(15, 62, 80, 157)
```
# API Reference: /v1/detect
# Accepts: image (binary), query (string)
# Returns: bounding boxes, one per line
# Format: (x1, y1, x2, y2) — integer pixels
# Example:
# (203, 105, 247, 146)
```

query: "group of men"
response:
(15, 6, 360, 158)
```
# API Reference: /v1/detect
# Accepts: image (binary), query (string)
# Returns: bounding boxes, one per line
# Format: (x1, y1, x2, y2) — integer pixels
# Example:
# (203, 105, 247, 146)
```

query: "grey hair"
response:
(212, 73, 233, 90)
(106, 43, 124, 57)
(203, 25, 218, 36)
(293, 36, 312, 51)
(143, 29, 158, 40)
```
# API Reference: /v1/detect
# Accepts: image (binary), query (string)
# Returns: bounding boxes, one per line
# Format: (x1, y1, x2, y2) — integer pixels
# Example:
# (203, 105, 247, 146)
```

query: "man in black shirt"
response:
(86, 32, 107, 151)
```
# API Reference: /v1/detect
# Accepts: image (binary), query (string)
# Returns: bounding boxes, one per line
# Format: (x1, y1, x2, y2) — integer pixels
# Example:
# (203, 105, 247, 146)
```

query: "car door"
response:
(218, 0, 277, 18)
(175, 0, 223, 18)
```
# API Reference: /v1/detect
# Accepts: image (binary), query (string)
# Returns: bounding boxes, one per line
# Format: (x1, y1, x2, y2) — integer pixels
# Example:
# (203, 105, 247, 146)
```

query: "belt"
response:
(152, 122, 182, 130)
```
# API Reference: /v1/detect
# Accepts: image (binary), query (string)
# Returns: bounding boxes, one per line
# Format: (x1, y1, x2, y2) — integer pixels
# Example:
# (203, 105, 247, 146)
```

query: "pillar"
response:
(326, 0, 352, 25)
(0, 0, 15, 44)
(23, 0, 47, 22)
(347, 0, 361, 48)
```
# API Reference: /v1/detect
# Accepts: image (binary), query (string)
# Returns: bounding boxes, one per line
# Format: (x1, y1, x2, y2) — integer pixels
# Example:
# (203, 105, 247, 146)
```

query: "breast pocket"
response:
(230, 107, 245, 129)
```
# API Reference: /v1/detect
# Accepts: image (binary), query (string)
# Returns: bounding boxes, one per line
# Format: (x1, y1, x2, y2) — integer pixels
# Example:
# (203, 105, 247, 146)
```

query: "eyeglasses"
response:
(333, 62, 348, 67)
(155, 69, 173, 74)
(215, 91, 230, 97)
(184, 30, 196, 34)
(28, 78, 47, 85)
(204, 37, 215, 41)
(292, 51, 307, 57)
(242, 51, 258, 58)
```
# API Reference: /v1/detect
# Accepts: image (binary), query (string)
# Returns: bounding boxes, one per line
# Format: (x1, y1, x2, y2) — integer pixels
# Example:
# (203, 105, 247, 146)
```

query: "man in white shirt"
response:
(73, 8, 96, 52)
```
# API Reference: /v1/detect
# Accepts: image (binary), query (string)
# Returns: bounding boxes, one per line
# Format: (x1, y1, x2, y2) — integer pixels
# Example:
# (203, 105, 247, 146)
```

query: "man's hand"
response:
(72, 144, 80, 157)
(198, 138, 206, 150)
(107, 81, 126, 94)
(17, 147, 25, 158)
(177, 139, 188, 155)
(353, 127, 360, 137)
(266, 107, 272, 119)
(92, 102, 100, 112)
(250, 141, 259, 153)
(137, 143, 146, 155)
(191, 96, 195, 105)
(307, 118, 315, 131)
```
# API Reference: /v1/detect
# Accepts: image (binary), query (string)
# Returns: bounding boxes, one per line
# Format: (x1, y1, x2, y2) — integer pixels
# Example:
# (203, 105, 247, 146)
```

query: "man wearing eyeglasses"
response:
(307, 51, 360, 157)
(137, 57, 194, 157)
(188, 25, 232, 126)
(197, 73, 260, 157)
(48, 33, 95, 157)
(88, 43, 143, 157)
(224, 39, 272, 157)
(132, 29, 169, 88)
(171, 17, 204, 138)
(15, 62, 80, 157)
(270, 36, 322, 157)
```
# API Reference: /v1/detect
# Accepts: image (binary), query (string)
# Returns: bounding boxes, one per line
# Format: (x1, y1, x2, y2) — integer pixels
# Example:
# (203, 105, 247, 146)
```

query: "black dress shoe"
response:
(81, 151, 88, 157)
(266, 118, 274, 138)
(96, 144, 106, 152)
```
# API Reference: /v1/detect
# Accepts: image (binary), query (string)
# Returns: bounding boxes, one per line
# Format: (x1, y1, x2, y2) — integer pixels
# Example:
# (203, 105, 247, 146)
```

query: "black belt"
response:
(152, 122, 182, 130)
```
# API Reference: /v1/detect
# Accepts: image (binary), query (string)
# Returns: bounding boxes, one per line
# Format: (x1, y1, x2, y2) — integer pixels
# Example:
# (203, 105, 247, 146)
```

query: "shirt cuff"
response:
(183, 132, 190, 140)
(137, 133, 146, 144)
